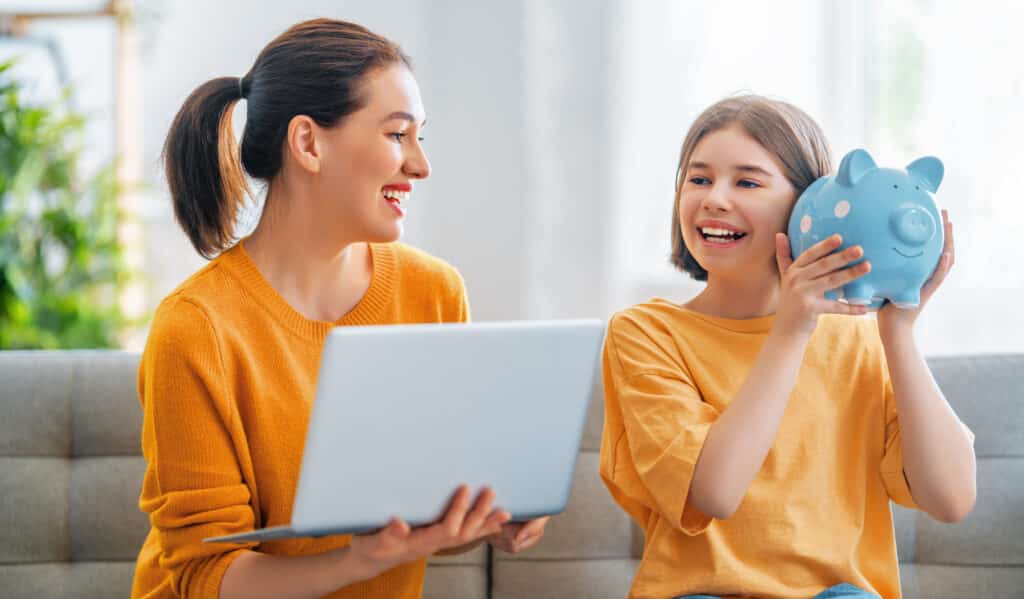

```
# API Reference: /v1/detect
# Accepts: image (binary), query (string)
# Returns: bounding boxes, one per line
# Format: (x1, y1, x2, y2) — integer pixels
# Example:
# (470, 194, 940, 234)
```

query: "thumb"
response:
(775, 233, 794, 274)
(381, 517, 410, 541)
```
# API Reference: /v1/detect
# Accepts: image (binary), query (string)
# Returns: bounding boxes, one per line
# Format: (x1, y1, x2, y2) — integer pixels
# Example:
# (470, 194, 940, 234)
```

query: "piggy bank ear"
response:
(836, 149, 877, 187)
(906, 156, 944, 192)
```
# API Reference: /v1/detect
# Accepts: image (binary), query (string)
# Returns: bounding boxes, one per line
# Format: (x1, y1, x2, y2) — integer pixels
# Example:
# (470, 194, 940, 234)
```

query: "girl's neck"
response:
(684, 269, 781, 320)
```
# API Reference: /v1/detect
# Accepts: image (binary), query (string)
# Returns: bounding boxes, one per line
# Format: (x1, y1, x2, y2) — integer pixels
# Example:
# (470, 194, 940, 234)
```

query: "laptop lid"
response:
(288, 319, 604, 536)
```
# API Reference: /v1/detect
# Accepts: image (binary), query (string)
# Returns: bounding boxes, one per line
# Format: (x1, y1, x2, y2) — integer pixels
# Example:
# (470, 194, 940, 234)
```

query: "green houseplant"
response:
(0, 60, 136, 348)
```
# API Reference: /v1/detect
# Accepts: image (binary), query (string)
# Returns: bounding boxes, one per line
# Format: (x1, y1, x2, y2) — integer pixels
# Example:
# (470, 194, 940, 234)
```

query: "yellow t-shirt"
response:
(600, 299, 918, 599)
(131, 241, 469, 599)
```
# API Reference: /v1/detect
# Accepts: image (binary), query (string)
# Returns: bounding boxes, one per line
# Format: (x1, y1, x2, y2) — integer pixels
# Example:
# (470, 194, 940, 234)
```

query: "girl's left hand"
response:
(878, 209, 955, 332)
(488, 516, 550, 554)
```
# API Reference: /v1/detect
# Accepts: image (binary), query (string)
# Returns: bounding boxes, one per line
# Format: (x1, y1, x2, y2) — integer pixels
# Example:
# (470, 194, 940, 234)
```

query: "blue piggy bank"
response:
(788, 148, 944, 309)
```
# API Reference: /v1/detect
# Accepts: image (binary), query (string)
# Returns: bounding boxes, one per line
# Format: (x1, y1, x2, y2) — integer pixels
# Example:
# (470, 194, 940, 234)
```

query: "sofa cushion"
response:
(899, 563, 1024, 598)
(70, 456, 149, 561)
(70, 352, 143, 457)
(492, 558, 640, 599)
(0, 562, 136, 599)
(928, 354, 1024, 457)
(422, 563, 488, 599)
(0, 353, 73, 457)
(0, 457, 69, 563)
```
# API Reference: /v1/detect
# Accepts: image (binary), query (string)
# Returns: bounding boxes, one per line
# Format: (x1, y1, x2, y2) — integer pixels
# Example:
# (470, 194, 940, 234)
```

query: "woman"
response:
(133, 18, 548, 599)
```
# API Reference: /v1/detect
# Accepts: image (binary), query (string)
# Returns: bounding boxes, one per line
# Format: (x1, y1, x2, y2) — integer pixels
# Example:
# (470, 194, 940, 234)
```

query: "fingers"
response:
(514, 516, 549, 543)
(440, 485, 472, 537)
(920, 210, 955, 302)
(790, 234, 843, 269)
(804, 244, 864, 282)
(920, 251, 952, 300)
(821, 300, 869, 317)
(482, 507, 512, 536)
(937, 209, 954, 266)
(385, 517, 411, 540)
(810, 259, 871, 295)
(775, 233, 794, 274)
(459, 487, 496, 539)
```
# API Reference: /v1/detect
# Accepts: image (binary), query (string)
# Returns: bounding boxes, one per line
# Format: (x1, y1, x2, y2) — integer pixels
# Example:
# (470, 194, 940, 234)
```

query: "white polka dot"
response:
(834, 200, 851, 218)
(800, 215, 812, 233)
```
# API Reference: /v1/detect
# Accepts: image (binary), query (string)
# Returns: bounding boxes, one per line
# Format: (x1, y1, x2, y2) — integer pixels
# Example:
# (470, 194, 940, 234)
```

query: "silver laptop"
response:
(206, 319, 604, 543)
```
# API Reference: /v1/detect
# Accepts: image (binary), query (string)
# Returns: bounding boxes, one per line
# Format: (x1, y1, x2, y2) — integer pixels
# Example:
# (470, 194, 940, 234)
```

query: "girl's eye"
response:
(390, 132, 407, 142)
(689, 176, 710, 185)
(737, 179, 760, 189)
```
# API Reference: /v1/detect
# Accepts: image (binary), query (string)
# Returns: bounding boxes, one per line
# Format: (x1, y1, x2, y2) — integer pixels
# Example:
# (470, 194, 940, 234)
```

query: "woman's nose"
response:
(404, 143, 431, 179)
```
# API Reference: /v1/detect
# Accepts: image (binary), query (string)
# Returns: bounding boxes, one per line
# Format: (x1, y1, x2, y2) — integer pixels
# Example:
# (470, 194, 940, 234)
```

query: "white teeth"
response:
(699, 227, 743, 237)
(382, 189, 410, 202)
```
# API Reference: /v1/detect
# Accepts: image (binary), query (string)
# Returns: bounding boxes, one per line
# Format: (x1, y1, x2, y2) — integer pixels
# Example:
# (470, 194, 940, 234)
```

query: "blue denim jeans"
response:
(679, 582, 880, 598)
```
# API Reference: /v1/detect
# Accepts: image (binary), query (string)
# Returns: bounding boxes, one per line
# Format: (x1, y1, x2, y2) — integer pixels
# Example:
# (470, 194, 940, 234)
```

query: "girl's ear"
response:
(906, 156, 944, 193)
(836, 148, 877, 187)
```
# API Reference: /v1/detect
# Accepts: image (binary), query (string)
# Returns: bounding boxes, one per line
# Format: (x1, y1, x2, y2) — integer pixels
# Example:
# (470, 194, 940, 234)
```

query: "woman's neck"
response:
(684, 269, 781, 320)
(243, 188, 373, 323)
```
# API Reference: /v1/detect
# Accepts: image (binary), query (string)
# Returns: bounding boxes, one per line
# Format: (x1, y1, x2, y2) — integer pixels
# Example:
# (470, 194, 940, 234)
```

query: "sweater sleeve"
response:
(599, 312, 719, 536)
(137, 297, 257, 597)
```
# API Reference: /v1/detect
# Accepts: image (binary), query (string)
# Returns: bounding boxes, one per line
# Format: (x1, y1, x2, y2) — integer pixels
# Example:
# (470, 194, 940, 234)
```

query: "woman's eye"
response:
(390, 132, 407, 142)
(689, 176, 710, 185)
(737, 179, 760, 189)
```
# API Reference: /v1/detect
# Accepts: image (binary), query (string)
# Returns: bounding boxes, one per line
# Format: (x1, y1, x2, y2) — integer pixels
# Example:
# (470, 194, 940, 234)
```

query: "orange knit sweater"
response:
(131, 241, 469, 599)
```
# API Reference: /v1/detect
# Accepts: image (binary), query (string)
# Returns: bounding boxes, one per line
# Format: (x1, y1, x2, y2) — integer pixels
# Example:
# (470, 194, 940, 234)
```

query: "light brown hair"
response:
(670, 95, 832, 280)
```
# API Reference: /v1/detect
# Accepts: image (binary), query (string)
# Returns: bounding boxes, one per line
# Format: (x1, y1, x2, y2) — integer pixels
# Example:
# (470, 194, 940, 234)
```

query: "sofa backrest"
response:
(2, 351, 1022, 599)
(0, 351, 146, 598)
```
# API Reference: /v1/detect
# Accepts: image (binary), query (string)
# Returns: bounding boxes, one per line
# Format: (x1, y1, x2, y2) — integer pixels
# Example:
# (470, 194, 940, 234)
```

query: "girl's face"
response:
(315, 63, 431, 243)
(678, 124, 797, 281)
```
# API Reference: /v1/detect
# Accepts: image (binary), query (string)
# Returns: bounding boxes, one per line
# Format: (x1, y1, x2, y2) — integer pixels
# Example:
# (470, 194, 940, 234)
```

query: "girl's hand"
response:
(347, 485, 510, 580)
(487, 516, 550, 554)
(878, 209, 955, 335)
(774, 233, 872, 336)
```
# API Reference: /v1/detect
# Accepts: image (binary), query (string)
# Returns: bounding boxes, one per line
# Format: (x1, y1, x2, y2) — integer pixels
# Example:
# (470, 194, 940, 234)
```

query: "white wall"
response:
(9, 0, 1023, 354)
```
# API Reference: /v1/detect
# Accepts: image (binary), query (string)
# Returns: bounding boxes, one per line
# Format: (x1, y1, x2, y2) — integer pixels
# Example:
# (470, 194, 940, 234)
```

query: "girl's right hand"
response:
(345, 485, 510, 582)
(774, 233, 871, 336)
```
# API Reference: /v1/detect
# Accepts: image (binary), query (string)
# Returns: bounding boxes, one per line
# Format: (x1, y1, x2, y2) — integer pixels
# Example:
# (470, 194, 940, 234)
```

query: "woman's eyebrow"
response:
(381, 111, 427, 127)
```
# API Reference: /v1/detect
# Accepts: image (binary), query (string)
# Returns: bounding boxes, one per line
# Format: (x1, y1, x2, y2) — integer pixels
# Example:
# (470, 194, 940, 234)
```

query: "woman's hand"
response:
(878, 209, 955, 336)
(774, 233, 872, 336)
(346, 485, 510, 581)
(487, 516, 550, 554)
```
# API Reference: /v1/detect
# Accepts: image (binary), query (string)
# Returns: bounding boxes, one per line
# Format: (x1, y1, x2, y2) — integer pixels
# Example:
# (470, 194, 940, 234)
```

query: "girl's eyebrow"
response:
(688, 161, 774, 177)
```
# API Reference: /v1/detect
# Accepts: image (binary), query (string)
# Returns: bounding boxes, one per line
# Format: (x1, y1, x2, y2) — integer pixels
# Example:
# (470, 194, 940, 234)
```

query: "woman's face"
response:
(314, 63, 431, 243)
(678, 124, 797, 280)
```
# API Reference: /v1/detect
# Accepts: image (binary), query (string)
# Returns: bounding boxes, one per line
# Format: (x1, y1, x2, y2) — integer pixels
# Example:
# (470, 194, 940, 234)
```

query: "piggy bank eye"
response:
(915, 185, 920, 190)
(892, 184, 899, 189)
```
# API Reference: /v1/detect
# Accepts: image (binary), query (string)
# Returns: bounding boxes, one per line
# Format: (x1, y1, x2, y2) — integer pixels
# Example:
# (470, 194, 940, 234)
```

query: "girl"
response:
(132, 18, 547, 599)
(599, 95, 976, 599)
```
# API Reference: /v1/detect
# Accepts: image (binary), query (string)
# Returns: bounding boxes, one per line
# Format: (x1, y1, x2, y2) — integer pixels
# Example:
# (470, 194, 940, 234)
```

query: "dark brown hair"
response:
(163, 18, 410, 258)
(670, 95, 832, 280)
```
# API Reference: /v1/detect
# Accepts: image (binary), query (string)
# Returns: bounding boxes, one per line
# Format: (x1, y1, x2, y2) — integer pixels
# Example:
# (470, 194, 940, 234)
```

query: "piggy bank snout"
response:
(890, 206, 936, 246)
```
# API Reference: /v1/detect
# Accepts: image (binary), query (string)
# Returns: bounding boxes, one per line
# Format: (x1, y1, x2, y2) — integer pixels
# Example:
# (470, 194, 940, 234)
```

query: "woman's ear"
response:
(286, 115, 322, 174)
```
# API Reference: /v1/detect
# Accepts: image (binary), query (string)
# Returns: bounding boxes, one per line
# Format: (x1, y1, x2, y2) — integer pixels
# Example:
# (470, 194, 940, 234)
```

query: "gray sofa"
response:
(1, 351, 1021, 598)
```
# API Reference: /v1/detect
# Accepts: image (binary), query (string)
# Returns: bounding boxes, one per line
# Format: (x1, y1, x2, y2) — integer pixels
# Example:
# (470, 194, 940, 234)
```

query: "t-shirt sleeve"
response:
(138, 298, 256, 596)
(599, 312, 719, 536)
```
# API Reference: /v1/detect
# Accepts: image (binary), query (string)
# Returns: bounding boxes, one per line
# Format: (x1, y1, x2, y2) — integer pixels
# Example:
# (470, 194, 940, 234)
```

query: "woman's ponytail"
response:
(163, 76, 249, 259)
